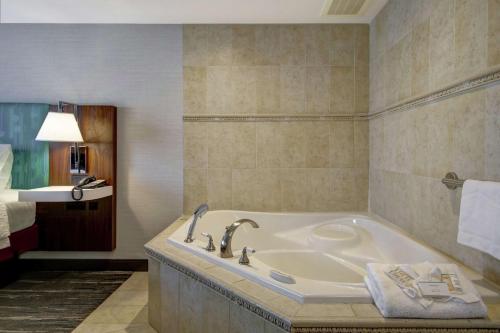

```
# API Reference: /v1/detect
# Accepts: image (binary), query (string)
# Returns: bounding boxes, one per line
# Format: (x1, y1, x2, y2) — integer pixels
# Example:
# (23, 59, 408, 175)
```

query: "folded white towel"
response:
(365, 262, 487, 318)
(458, 180, 500, 260)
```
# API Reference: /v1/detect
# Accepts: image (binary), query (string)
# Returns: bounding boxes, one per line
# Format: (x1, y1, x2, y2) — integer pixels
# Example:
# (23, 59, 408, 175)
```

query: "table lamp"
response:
(36, 105, 87, 176)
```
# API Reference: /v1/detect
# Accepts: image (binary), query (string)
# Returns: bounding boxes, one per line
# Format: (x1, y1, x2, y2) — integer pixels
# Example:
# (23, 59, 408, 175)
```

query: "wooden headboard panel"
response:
(42, 104, 117, 251)
(48, 105, 117, 187)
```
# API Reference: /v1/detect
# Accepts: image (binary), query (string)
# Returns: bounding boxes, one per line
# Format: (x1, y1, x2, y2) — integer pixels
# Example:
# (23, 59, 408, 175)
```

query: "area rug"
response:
(0, 271, 132, 332)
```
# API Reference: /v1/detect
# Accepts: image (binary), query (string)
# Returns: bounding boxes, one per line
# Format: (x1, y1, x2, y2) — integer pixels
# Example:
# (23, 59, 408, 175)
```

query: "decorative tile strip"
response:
(183, 68, 499, 123)
(369, 68, 500, 120)
(293, 328, 499, 333)
(183, 114, 368, 122)
(145, 247, 292, 332)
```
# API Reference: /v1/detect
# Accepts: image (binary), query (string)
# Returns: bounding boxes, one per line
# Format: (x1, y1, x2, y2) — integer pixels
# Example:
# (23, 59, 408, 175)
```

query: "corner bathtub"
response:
(167, 211, 491, 303)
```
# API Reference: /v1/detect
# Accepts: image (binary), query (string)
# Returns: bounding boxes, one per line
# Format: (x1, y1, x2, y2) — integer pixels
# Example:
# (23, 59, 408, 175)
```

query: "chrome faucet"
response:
(220, 219, 259, 258)
(184, 203, 209, 243)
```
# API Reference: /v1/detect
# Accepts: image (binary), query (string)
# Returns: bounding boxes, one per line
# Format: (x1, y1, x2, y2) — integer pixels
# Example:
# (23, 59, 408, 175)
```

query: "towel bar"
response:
(442, 172, 465, 190)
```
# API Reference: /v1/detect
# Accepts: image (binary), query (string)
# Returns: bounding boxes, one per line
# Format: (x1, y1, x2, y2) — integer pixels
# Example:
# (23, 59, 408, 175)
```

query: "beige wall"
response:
(182, 24, 369, 214)
(369, 0, 500, 283)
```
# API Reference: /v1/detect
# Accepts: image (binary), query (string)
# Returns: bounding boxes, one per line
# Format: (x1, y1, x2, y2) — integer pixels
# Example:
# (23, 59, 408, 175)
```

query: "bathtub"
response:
(167, 211, 493, 303)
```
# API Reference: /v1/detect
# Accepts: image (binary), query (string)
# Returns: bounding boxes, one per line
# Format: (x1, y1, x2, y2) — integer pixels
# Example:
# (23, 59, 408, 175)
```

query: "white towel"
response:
(365, 262, 487, 318)
(458, 180, 500, 260)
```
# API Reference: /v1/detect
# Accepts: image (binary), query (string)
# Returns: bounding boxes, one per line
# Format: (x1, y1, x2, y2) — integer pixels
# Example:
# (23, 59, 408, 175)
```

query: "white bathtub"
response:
(167, 211, 496, 303)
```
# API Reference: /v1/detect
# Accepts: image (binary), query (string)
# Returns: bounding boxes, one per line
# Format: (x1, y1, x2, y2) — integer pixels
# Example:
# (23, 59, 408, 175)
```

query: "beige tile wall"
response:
(183, 24, 369, 213)
(150, 258, 287, 333)
(370, 0, 499, 113)
(369, 0, 500, 284)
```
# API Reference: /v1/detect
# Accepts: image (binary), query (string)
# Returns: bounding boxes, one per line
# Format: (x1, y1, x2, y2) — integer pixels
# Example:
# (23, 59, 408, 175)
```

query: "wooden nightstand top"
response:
(18, 186, 113, 202)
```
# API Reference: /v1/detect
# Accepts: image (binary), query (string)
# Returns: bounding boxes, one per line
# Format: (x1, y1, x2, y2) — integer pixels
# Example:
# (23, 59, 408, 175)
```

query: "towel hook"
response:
(442, 172, 465, 190)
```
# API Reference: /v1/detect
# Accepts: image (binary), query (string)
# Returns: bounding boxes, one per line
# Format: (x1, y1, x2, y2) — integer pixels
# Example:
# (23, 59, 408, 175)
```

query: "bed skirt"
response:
(10, 224, 38, 254)
(0, 224, 38, 262)
(0, 246, 14, 261)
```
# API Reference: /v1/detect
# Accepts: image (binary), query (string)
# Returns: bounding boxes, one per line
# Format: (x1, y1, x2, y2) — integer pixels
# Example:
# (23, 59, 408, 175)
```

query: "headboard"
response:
(0, 103, 50, 189)
(41, 104, 118, 251)
(48, 104, 117, 188)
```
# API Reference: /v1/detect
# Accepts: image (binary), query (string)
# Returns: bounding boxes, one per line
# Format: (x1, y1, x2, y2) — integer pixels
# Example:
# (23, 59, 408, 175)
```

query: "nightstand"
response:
(19, 185, 112, 202)
(19, 186, 114, 251)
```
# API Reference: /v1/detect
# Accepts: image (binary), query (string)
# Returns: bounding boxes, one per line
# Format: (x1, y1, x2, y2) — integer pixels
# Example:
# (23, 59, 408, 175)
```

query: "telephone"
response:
(71, 176, 107, 200)
(77, 176, 106, 189)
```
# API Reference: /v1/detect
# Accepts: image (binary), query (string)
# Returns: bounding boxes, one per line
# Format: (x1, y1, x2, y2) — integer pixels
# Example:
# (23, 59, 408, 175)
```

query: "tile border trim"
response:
(183, 114, 367, 122)
(145, 246, 292, 332)
(292, 328, 499, 333)
(369, 67, 500, 119)
(183, 67, 500, 123)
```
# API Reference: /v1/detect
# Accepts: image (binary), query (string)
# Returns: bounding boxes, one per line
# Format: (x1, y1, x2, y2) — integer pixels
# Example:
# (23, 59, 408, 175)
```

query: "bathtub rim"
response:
(171, 210, 489, 283)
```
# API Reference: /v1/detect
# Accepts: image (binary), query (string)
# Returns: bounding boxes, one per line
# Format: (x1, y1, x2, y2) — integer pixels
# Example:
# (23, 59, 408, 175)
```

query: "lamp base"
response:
(70, 145, 88, 175)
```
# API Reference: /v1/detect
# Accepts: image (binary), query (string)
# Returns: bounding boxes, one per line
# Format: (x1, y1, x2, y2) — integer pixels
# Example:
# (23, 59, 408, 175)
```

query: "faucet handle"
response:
(201, 232, 216, 252)
(239, 246, 256, 265)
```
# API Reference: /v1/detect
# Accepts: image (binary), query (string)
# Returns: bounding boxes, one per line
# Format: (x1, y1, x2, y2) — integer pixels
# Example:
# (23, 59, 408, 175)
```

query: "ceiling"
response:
(0, 0, 387, 24)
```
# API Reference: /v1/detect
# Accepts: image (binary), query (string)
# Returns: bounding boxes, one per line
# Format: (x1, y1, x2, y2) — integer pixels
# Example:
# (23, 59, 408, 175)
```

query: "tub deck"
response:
(145, 215, 500, 333)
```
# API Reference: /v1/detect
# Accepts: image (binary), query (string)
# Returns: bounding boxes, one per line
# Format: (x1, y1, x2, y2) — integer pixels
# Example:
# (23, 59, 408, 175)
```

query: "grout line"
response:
(354, 26, 358, 114)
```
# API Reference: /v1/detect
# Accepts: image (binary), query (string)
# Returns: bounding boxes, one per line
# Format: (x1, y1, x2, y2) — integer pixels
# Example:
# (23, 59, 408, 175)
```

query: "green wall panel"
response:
(0, 103, 50, 189)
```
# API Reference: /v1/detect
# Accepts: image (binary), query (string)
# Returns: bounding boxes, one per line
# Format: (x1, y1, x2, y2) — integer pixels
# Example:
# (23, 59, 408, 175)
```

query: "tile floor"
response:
(73, 272, 156, 333)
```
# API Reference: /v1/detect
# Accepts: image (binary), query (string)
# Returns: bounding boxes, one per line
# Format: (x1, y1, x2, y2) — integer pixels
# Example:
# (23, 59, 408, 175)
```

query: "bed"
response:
(0, 190, 37, 260)
(0, 145, 38, 262)
(0, 104, 49, 285)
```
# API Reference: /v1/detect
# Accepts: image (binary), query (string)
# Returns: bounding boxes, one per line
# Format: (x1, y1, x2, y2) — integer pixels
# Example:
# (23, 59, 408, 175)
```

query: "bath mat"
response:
(0, 270, 132, 332)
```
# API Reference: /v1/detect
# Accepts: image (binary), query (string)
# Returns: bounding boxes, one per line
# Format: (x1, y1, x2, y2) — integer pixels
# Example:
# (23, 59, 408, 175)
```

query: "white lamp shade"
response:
(36, 112, 84, 142)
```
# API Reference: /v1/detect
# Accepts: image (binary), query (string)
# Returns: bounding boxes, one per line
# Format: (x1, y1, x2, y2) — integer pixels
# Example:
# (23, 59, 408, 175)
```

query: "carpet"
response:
(0, 271, 132, 332)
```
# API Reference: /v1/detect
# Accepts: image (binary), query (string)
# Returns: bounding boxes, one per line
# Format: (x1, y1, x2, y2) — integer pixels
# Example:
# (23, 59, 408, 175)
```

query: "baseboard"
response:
(18, 259, 148, 272)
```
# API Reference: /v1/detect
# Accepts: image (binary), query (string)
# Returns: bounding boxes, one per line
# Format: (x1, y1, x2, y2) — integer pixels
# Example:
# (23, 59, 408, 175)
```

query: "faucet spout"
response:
(184, 203, 209, 243)
(220, 219, 259, 258)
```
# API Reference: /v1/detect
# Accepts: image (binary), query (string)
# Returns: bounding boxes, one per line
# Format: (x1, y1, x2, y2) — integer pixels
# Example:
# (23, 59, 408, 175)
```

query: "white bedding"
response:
(0, 144, 13, 190)
(0, 201, 9, 249)
(0, 190, 36, 249)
